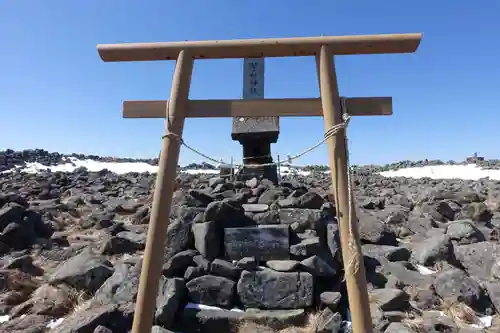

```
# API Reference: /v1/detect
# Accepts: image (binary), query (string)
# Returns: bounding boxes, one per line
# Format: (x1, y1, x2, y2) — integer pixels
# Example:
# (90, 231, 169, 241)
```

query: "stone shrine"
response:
(231, 58, 279, 183)
(102, 32, 422, 333)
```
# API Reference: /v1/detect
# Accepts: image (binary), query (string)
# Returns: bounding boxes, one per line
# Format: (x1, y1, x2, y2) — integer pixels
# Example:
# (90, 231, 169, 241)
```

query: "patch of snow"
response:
(279, 166, 312, 177)
(472, 315, 493, 329)
(414, 264, 437, 275)
(184, 303, 243, 312)
(231, 308, 245, 312)
(0, 315, 9, 323)
(12, 158, 159, 174)
(425, 311, 492, 329)
(396, 237, 412, 244)
(343, 309, 352, 332)
(5, 158, 500, 181)
(183, 169, 219, 175)
(185, 303, 223, 311)
(1, 157, 221, 175)
(379, 164, 500, 181)
(1, 157, 315, 176)
(46, 317, 64, 329)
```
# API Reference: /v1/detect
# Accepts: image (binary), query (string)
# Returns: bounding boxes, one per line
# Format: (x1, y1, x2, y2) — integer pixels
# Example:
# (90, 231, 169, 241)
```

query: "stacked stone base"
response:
(158, 179, 343, 332)
(235, 165, 279, 184)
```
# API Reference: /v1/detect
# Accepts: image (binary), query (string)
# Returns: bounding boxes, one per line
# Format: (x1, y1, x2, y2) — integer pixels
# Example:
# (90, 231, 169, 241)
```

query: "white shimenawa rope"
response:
(163, 101, 361, 277)
(165, 118, 352, 169)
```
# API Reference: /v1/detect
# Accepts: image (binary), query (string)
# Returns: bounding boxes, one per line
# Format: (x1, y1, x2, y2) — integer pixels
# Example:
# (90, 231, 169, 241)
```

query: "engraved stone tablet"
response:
(231, 58, 279, 138)
(232, 116, 279, 135)
(242, 58, 265, 100)
(224, 225, 289, 261)
(237, 270, 314, 309)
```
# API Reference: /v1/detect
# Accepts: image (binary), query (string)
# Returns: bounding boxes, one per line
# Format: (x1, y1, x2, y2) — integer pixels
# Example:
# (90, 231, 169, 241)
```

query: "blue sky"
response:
(1, 1, 498, 166)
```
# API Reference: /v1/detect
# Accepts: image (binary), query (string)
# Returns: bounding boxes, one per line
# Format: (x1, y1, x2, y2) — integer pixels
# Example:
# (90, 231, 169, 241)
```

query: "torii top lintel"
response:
(97, 33, 422, 62)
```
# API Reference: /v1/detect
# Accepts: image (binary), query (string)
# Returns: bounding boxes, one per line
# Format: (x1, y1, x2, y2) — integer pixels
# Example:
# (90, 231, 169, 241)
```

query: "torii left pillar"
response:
(131, 50, 194, 333)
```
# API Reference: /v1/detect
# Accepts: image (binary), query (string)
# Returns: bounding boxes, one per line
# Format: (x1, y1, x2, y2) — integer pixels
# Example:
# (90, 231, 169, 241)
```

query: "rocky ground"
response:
(1, 150, 500, 332)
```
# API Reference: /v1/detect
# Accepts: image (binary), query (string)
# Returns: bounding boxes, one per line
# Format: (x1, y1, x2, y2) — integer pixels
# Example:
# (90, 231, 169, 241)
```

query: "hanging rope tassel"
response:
(337, 99, 362, 280)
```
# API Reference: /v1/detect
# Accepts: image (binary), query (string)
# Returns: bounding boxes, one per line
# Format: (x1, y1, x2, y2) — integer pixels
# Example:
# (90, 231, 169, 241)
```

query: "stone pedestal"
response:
(231, 116, 279, 183)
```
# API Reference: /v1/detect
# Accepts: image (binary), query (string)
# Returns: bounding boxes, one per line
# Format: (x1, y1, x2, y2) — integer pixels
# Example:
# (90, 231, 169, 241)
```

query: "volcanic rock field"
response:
(1, 149, 500, 333)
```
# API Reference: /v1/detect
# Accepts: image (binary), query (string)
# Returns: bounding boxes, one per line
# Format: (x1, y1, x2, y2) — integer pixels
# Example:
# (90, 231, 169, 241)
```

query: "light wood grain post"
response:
(131, 50, 194, 333)
(316, 45, 373, 333)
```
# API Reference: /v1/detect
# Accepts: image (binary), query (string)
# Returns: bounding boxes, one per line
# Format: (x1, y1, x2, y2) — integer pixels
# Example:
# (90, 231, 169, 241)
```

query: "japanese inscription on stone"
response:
(224, 225, 289, 261)
(243, 58, 264, 100)
(232, 58, 279, 135)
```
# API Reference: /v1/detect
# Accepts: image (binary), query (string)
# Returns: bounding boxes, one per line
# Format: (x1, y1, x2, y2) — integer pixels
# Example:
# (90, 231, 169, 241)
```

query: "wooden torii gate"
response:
(97, 33, 422, 333)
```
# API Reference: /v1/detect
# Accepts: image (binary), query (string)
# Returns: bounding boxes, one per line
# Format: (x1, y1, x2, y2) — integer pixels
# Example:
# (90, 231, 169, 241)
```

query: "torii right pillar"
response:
(317, 45, 373, 333)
